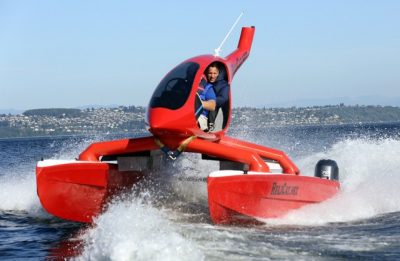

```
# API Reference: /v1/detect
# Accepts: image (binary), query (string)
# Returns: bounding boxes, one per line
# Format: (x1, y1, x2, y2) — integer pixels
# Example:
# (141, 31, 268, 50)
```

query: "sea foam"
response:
(264, 137, 400, 225)
(78, 195, 204, 261)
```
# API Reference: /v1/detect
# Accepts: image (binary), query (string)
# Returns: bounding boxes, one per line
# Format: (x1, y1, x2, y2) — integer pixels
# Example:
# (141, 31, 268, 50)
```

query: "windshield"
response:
(149, 62, 199, 110)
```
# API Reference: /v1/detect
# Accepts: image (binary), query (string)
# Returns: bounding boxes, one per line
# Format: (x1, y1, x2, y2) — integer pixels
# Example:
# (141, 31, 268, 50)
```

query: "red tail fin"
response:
(225, 26, 255, 78)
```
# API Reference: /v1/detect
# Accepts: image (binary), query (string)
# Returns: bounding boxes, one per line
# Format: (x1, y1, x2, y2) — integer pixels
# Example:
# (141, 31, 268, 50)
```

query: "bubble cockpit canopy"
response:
(149, 62, 200, 110)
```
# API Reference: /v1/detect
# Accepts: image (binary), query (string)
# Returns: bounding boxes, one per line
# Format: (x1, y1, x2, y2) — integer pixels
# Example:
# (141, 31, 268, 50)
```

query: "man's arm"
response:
(202, 100, 216, 111)
(215, 82, 229, 107)
(202, 87, 217, 111)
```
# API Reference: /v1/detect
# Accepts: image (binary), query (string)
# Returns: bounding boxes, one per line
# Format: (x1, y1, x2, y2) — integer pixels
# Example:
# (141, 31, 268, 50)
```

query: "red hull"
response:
(36, 160, 142, 223)
(207, 171, 340, 225)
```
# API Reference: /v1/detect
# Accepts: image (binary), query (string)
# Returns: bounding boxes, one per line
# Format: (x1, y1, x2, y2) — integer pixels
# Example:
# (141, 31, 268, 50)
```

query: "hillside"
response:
(1, 105, 400, 138)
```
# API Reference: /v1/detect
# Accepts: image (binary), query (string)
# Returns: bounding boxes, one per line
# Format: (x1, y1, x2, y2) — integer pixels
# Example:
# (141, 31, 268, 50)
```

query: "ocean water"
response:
(1, 123, 400, 260)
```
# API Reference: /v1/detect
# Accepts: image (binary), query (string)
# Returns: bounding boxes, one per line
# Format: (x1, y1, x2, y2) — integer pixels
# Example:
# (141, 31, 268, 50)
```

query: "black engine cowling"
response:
(315, 159, 339, 181)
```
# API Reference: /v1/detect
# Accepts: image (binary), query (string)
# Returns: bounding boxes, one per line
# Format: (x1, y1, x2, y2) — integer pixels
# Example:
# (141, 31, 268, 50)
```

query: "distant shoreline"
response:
(1, 105, 400, 139)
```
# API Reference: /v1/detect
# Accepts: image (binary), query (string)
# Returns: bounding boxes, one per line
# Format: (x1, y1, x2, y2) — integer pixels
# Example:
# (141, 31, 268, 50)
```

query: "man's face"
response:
(207, 67, 219, 83)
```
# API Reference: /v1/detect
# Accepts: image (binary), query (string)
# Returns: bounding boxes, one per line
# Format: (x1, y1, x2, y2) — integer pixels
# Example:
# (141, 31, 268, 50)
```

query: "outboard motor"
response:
(315, 159, 339, 181)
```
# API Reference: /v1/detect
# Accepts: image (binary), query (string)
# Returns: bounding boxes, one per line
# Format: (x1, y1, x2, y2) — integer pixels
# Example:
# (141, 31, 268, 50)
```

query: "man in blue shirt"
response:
(197, 65, 218, 131)
(205, 62, 230, 130)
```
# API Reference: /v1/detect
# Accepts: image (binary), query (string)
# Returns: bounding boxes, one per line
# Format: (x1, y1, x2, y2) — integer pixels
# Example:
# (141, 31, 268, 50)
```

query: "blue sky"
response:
(1, 0, 399, 111)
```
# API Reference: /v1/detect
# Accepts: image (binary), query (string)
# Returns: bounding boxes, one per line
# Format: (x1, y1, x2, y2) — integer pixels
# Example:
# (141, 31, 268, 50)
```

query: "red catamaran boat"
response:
(36, 26, 340, 225)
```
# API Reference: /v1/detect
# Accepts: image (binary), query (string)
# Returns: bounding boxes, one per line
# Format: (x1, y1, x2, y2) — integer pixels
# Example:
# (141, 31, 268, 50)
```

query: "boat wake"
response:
(77, 194, 205, 260)
(0, 136, 99, 218)
(0, 172, 41, 215)
(265, 137, 400, 225)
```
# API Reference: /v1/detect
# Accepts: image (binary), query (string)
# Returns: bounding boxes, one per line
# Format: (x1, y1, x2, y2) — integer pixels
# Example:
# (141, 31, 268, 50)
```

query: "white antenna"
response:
(214, 12, 244, 57)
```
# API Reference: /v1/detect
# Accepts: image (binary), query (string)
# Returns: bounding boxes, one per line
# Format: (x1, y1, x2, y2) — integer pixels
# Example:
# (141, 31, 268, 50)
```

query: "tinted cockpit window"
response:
(149, 62, 199, 110)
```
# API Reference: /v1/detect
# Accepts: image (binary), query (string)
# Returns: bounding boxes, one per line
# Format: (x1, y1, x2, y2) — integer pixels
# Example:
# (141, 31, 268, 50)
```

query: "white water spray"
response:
(78, 196, 204, 261)
(265, 138, 400, 225)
